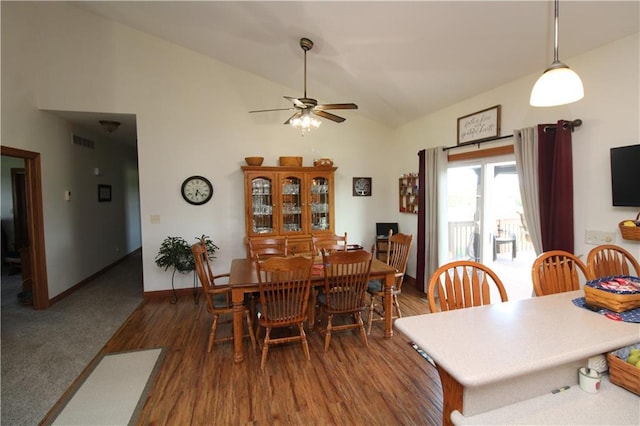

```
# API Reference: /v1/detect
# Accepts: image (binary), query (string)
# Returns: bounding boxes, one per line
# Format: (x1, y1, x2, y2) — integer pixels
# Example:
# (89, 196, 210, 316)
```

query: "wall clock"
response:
(353, 177, 372, 197)
(181, 175, 213, 205)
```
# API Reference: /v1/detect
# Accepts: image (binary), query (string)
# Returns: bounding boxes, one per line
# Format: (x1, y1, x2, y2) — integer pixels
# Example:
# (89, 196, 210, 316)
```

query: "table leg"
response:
(436, 365, 463, 426)
(384, 272, 394, 339)
(232, 287, 245, 363)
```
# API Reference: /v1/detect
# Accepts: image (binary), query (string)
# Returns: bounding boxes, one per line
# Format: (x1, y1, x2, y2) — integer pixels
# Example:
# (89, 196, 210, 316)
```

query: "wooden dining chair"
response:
(586, 244, 640, 279)
(248, 236, 288, 261)
(288, 236, 315, 257)
(427, 260, 508, 313)
(531, 250, 592, 297)
(318, 248, 373, 352)
(366, 231, 413, 334)
(191, 240, 256, 353)
(255, 255, 314, 369)
(312, 232, 347, 256)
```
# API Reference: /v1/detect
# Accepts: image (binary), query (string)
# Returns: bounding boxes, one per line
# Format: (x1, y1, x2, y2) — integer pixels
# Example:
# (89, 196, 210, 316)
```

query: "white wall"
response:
(2, 2, 638, 297)
(394, 33, 640, 275)
(1, 2, 395, 295)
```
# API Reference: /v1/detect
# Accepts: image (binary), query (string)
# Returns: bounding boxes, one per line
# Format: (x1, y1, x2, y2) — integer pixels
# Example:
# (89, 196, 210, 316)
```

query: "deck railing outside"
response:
(448, 218, 533, 261)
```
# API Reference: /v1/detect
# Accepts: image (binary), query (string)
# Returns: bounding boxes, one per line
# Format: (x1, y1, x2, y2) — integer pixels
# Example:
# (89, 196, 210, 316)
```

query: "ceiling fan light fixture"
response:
(530, 0, 584, 107)
(291, 113, 321, 134)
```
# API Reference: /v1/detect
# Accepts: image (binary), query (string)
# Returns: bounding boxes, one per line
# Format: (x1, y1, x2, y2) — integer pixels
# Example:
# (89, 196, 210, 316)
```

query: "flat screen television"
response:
(610, 144, 640, 207)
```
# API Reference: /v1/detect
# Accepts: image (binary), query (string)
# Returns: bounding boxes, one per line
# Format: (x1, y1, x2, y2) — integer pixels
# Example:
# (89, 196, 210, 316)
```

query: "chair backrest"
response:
(256, 256, 314, 327)
(192, 240, 227, 312)
(248, 237, 288, 261)
(587, 244, 640, 279)
(386, 231, 413, 291)
(288, 237, 314, 257)
(312, 232, 347, 255)
(531, 250, 592, 296)
(427, 260, 508, 312)
(321, 248, 373, 314)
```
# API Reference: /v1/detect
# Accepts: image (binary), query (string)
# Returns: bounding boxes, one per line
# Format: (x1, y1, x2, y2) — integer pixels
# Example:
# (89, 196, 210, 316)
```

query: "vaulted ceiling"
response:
(57, 1, 639, 142)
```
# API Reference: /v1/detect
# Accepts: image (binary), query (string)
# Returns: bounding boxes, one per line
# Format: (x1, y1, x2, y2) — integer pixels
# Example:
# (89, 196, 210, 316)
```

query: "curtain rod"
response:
(443, 118, 584, 151)
(443, 134, 514, 151)
(543, 118, 582, 133)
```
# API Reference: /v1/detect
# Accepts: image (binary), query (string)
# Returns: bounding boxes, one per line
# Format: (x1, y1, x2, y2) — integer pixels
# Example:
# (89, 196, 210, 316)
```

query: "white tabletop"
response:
(395, 291, 640, 388)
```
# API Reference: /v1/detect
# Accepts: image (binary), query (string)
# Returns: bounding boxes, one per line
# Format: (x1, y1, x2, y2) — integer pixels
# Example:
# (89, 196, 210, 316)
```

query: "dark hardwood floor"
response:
(43, 284, 443, 425)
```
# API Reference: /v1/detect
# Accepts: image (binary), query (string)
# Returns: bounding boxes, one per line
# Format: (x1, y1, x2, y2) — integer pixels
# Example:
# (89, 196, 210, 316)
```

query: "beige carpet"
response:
(46, 348, 165, 426)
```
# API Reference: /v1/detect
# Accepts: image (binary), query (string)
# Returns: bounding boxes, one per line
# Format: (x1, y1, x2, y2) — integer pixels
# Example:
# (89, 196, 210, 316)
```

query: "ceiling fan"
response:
(249, 37, 358, 128)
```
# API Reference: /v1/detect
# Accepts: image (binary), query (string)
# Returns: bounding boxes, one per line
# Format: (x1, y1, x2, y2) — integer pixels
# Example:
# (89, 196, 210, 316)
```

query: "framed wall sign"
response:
(353, 177, 372, 197)
(98, 184, 112, 202)
(457, 105, 501, 145)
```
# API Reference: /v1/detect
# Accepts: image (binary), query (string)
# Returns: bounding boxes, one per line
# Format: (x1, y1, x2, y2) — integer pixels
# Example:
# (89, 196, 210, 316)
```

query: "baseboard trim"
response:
(143, 287, 201, 300)
(49, 248, 142, 306)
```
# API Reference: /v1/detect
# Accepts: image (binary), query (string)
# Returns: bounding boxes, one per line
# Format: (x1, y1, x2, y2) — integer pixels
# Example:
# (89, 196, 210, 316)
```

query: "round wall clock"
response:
(181, 175, 213, 205)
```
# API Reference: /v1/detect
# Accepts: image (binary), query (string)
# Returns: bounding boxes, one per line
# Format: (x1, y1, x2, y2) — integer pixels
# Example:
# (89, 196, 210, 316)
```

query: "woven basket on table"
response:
(607, 343, 640, 395)
(584, 285, 640, 313)
(618, 212, 640, 241)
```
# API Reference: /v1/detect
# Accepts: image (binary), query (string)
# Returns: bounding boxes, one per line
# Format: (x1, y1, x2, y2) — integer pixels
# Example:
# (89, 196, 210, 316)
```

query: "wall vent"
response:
(72, 134, 95, 149)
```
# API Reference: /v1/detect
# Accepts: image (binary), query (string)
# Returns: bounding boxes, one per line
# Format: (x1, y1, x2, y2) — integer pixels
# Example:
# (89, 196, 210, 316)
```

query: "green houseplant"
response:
(155, 235, 219, 303)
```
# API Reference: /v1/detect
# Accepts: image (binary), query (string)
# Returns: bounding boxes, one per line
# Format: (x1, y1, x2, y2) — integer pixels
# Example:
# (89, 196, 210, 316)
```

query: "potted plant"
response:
(155, 235, 219, 303)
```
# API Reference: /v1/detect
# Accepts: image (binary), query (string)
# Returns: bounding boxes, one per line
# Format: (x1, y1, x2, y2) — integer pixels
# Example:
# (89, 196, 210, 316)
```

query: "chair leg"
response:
(393, 294, 402, 318)
(367, 295, 375, 335)
(260, 327, 271, 370)
(356, 312, 368, 348)
(245, 309, 257, 350)
(324, 314, 333, 353)
(299, 323, 310, 361)
(208, 314, 219, 353)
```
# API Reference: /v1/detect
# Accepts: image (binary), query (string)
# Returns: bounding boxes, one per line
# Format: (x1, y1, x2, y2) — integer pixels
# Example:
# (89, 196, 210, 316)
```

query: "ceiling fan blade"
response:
(283, 96, 307, 108)
(315, 103, 358, 111)
(284, 112, 301, 125)
(314, 110, 345, 123)
(249, 107, 296, 113)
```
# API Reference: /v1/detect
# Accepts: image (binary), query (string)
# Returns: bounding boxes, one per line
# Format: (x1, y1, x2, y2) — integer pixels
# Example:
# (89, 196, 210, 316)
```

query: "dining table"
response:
(228, 255, 398, 363)
(394, 290, 640, 426)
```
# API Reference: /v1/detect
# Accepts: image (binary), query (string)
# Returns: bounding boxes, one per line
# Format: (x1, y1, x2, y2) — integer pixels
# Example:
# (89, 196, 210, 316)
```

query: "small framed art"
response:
(98, 184, 112, 202)
(353, 177, 372, 197)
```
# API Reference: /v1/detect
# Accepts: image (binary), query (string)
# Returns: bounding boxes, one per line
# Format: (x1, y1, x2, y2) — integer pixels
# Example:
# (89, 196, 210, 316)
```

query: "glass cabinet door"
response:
(251, 176, 275, 234)
(310, 176, 331, 231)
(280, 175, 303, 234)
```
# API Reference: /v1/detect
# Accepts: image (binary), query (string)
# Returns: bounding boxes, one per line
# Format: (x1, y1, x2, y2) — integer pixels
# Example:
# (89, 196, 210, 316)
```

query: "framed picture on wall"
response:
(457, 104, 501, 144)
(98, 184, 112, 202)
(353, 177, 372, 197)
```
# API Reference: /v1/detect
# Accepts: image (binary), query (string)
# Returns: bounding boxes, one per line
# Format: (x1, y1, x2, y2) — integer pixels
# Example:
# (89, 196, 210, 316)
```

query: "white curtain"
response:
(424, 146, 448, 290)
(514, 127, 543, 255)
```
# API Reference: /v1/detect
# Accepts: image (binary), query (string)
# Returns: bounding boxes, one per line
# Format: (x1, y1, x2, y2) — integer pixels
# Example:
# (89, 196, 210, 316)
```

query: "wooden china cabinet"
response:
(242, 165, 337, 253)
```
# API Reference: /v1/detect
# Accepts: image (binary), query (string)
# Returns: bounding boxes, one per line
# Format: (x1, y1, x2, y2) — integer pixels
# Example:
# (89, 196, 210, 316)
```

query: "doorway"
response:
(446, 156, 534, 300)
(1, 146, 49, 309)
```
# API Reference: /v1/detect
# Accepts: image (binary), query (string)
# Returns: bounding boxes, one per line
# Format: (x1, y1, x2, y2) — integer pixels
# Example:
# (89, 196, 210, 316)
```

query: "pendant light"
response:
(530, 0, 584, 107)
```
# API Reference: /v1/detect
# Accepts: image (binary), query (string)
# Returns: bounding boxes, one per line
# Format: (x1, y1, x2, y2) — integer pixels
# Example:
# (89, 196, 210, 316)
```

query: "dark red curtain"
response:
(537, 120, 574, 252)
(416, 149, 426, 290)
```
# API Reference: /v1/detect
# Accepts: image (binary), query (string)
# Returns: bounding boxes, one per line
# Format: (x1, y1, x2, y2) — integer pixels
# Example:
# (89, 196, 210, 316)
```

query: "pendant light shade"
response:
(530, 0, 584, 107)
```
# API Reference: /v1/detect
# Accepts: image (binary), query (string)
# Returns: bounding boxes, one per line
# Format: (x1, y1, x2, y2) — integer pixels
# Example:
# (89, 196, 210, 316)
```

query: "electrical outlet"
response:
(585, 230, 615, 245)
(587, 354, 608, 373)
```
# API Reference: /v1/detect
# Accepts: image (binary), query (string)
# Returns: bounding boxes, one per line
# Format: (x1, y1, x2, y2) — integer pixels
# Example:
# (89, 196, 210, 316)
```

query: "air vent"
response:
(72, 134, 95, 149)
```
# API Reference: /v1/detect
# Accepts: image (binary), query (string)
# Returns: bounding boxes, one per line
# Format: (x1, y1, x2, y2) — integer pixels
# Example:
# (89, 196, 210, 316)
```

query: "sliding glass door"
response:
(446, 155, 534, 300)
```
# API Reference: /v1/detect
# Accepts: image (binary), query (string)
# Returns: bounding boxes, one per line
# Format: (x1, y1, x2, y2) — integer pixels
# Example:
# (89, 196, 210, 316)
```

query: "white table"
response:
(451, 376, 640, 425)
(395, 290, 640, 425)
